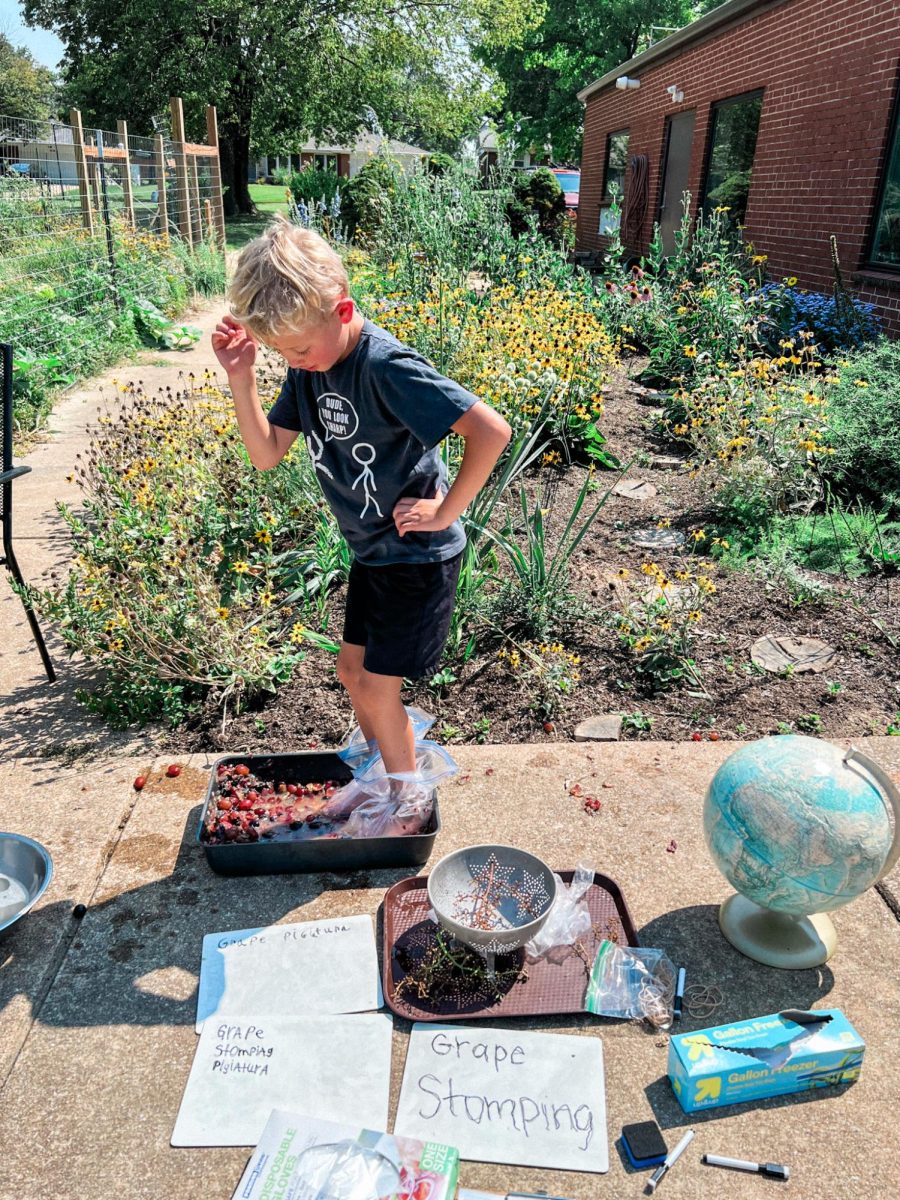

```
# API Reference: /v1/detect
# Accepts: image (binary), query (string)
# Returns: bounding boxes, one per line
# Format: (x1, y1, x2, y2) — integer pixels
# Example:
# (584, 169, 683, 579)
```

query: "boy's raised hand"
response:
(212, 314, 257, 377)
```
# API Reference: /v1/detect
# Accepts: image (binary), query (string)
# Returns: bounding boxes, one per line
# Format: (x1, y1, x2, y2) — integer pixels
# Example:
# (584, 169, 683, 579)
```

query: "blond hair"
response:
(227, 215, 349, 341)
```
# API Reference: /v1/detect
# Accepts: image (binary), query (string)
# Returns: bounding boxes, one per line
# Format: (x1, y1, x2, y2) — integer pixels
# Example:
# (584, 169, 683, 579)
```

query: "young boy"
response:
(213, 216, 511, 775)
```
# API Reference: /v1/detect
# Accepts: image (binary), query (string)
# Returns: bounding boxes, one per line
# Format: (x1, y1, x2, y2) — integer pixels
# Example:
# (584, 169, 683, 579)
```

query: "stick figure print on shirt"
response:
(305, 431, 334, 479)
(351, 443, 383, 518)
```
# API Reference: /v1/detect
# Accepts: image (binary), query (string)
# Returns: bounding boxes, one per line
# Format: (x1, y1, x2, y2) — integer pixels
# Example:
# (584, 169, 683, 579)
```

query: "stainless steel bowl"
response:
(0, 833, 53, 937)
(427, 844, 557, 970)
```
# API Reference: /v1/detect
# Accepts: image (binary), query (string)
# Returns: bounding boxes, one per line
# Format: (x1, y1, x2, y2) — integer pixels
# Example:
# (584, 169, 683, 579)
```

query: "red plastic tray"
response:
(382, 869, 639, 1021)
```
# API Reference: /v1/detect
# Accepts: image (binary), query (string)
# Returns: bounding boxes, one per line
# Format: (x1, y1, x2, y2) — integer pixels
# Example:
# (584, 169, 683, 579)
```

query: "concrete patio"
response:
(0, 739, 897, 1200)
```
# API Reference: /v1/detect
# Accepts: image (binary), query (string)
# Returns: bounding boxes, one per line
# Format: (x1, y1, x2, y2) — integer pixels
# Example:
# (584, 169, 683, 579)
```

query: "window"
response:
(314, 153, 339, 172)
(869, 87, 900, 269)
(603, 130, 629, 199)
(701, 91, 763, 225)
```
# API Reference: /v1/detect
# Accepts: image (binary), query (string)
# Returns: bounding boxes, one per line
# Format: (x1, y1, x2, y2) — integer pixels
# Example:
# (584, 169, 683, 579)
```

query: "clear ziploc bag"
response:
(325, 740, 458, 838)
(525, 863, 595, 961)
(584, 938, 676, 1028)
(336, 707, 436, 773)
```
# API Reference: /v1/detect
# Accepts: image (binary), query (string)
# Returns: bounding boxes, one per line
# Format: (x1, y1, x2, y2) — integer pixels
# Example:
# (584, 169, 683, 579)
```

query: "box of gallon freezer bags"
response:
(667, 1008, 864, 1113)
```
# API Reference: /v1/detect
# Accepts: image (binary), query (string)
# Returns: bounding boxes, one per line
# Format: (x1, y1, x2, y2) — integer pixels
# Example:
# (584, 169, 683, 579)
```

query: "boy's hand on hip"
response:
(212, 314, 257, 378)
(393, 488, 448, 536)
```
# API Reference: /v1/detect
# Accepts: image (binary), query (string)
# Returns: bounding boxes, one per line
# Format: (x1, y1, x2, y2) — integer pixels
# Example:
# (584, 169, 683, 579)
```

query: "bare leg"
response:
(336, 642, 415, 774)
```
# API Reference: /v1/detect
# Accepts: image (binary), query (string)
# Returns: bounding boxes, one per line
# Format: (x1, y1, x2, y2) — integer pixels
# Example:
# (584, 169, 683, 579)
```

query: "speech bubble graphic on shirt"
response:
(318, 392, 359, 441)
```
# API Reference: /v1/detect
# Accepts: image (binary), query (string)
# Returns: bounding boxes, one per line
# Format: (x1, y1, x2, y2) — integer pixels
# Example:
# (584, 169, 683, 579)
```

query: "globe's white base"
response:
(718, 894, 837, 969)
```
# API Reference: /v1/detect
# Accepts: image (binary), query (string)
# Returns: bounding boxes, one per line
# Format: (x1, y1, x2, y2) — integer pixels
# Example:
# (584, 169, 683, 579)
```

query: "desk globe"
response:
(704, 736, 900, 968)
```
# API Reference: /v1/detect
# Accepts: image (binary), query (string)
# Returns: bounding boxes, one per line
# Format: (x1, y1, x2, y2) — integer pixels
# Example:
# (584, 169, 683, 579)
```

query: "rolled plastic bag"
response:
(336, 706, 436, 773)
(333, 741, 459, 838)
(525, 863, 595, 961)
(294, 1138, 402, 1200)
(584, 938, 676, 1028)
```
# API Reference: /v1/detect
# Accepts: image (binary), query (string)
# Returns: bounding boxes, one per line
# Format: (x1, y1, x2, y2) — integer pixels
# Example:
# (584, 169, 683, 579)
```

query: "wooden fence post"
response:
(117, 119, 135, 228)
(153, 134, 169, 238)
(205, 105, 228, 250)
(69, 108, 94, 235)
(189, 156, 202, 243)
(169, 96, 193, 245)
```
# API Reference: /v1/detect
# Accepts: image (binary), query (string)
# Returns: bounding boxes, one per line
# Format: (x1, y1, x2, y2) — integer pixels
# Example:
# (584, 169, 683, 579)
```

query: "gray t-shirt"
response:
(267, 320, 478, 565)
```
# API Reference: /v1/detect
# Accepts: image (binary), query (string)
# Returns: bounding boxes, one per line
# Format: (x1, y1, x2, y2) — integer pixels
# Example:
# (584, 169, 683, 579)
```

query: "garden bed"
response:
(167, 358, 900, 753)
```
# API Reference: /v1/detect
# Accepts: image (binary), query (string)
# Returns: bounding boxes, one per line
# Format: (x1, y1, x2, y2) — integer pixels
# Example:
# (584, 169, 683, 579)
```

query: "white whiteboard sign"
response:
(172, 1013, 393, 1146)
(196, 915, 382, 1032)
(395, 1023, 608, 1173)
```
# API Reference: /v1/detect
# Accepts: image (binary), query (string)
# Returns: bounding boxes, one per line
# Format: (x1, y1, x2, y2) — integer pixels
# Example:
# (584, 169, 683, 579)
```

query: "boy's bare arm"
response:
(229, 372, 300, 470)
(212, 315, 299, 470)
(393, 400, 511, 537)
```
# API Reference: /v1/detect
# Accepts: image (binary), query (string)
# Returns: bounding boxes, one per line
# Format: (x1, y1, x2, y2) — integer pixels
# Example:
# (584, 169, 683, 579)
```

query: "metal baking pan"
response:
(197, 752, 440, 875)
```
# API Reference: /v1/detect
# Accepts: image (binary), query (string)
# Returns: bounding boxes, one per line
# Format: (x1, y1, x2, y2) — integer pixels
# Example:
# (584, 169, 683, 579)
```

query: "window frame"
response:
(865, 76, 900, 273)
(699, 88, 764, 224)
(601, 128, 630, 202)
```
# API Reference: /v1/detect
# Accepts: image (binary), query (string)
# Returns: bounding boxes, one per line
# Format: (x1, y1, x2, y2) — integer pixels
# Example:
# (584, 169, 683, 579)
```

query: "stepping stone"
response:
(630, 527, 686, 551)
(612, 479, 657, 501)
(750, 635, 837, 675)
(648, 454, 688, 470)
(574, 715, 622, 742)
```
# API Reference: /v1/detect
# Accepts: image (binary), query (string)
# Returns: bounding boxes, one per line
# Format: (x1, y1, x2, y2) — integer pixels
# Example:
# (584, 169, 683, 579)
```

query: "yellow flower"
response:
(231, 561, 250, 574)
(853, 379, 869, 388)
(697, 577, 717, 595)
(290, 622, 306, 644)
(712, 537, 730, 549)
(684, 345, 698, 358)
(254, 530, 273, 544)
(785, 276, 798, 287)
(691, 529, 707, 542)
(632, 636, 653, 653)
(216, 607, 230, 619)
(259, 591, 274, 608)
(687, 610, 703, 623)
(616, 567, 630, 579)
(640, 562, 660, 576)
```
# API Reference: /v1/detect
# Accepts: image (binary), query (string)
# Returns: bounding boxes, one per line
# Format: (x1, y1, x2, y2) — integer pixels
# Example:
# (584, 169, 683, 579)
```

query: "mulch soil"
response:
(169, 358, 900, 755)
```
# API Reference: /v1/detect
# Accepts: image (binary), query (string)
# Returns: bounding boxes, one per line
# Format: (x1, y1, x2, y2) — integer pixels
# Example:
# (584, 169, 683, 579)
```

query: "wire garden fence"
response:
(0, 98, 227, 433)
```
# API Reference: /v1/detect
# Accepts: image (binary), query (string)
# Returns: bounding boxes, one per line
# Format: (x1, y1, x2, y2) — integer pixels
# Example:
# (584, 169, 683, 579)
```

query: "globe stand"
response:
(719, 893, 837, 969)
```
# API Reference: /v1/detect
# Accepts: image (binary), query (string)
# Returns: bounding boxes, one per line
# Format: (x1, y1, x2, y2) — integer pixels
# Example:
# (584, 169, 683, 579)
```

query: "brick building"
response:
(575, 0, 900, 333)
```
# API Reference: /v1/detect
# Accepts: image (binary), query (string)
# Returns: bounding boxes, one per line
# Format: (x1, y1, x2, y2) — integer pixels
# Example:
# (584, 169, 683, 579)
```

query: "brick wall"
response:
(576, 0, 900, 334)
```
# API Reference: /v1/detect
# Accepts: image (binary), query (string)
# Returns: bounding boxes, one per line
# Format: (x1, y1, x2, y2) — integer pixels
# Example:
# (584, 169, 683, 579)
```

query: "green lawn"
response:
(224, 183, 291, 251)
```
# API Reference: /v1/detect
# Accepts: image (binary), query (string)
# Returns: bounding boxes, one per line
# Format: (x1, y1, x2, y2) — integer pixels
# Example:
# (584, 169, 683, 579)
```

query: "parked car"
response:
(550, 168, 580, 214)
(525, 165, 581, 213)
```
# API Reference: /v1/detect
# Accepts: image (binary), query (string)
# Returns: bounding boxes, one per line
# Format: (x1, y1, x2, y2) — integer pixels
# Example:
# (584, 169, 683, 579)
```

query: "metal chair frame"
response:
(1, 342, 56, 682)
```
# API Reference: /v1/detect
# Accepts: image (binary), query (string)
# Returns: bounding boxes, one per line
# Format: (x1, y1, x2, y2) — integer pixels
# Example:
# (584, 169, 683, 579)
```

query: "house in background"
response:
(575, 0, 900, 333)
(250, 133, 431, 181)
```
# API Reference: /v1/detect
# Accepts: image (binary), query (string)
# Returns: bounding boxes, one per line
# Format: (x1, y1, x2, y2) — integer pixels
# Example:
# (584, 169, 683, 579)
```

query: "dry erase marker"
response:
(702, 1154, 790, 1180)
(647, 1129, 694, 1193)
(673, 967, 686, 1021)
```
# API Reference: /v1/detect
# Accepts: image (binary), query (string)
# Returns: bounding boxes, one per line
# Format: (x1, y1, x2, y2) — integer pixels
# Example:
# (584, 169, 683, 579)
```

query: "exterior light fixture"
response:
(666, 84, 685, 103)
(615, 76, 641, 90)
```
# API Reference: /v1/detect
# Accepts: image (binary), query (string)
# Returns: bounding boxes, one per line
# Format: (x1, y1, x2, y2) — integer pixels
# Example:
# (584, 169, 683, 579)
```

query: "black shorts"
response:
(342, 551, 463, 679)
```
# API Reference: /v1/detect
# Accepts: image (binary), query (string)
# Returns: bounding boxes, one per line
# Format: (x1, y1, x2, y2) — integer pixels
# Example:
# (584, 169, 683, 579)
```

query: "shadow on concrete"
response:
(0, 659, 154, 765)
(2, 805, 413, 1030)
(638, 905, 835, 1029)
(644, 1071, 859, 1133)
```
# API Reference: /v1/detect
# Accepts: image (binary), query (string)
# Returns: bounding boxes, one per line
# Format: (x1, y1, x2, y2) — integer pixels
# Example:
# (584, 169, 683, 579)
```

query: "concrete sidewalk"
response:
(0, 740, 897, 1200)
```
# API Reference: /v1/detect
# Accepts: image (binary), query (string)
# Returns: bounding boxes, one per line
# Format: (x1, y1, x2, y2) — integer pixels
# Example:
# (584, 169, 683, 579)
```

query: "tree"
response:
(22, 0, 540, 215)
(0, 33, 57, 120)
(478, 0, 721, 163)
